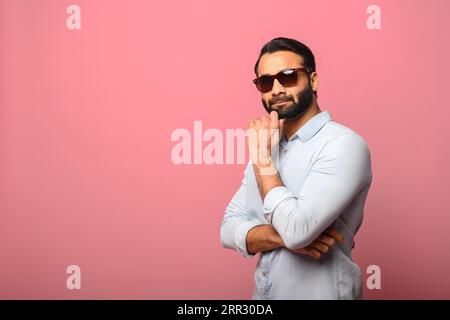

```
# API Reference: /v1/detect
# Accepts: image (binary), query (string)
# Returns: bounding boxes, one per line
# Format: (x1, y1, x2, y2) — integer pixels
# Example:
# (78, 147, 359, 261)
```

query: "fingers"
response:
(261, 116, 271, 142)
(290, 229, 346, 260)
(269, 111, 279, 129)
(295, 247, 322, 259)
(248, 116, 270, 134)
(248, 115, 273, 167)
(293, 242, 329, 259)
(259, 116, 271, 165)
(279, 118, 285, 131)
(316, 234, 336, 247)
(324, 228, 346, 244)
(268, 111, 285, 135)
(309, 241, 330, 254)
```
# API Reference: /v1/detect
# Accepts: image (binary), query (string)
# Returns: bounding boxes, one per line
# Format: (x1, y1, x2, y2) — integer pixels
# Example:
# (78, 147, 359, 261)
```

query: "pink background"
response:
(1, 0, 450, 299)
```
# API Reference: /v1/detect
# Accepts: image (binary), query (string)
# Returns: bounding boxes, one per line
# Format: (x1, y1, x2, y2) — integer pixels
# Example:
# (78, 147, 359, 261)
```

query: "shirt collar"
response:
(282, 110, 332, 143)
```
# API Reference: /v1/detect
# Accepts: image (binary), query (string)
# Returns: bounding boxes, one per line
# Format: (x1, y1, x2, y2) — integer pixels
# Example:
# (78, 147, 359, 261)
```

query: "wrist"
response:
(253, 161, 277, 176)
(268, 225, 284, 248)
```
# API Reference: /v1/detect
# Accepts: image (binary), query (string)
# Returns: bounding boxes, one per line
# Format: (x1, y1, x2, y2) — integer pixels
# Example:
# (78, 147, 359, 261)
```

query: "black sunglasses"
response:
(253, 67, 311, 93)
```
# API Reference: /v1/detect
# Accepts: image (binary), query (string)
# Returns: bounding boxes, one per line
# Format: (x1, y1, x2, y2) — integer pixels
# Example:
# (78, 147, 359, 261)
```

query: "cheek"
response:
(288, 89, 300, 102)
(262, 93, 271, 103)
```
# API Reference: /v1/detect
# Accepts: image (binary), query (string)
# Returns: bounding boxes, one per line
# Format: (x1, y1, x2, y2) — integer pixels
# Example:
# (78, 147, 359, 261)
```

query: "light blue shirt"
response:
(220, 111, 372, 299)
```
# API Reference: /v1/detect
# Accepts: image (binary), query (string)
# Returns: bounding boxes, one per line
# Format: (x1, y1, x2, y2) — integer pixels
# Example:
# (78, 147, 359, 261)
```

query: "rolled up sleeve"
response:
(263, 133, 372, 250)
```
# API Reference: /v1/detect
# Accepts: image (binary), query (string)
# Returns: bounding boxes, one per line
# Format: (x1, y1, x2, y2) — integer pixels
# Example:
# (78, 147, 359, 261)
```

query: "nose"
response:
(271, 78, 286, 95)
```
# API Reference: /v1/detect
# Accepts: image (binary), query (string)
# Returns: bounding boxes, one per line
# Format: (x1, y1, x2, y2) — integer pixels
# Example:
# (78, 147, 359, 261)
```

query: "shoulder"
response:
(318, 121, 371, 159)
(314, 121, 372, 186)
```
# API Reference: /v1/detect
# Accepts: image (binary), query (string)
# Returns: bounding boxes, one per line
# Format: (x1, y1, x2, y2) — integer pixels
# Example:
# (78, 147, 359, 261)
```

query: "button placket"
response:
(259, 254, 272, 299)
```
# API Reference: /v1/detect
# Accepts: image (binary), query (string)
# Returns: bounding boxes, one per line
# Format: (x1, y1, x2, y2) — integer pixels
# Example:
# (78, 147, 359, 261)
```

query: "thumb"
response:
(269, 111, 279, 129)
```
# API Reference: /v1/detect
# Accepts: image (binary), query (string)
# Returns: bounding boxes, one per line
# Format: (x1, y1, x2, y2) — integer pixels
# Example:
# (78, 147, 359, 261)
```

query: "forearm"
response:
(253, 164, 284, 200)
(246, 224, 284, 254)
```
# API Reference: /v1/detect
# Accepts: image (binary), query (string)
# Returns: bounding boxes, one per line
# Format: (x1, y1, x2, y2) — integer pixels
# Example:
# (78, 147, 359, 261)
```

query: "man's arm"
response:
(243, 112, 354, 257)
(246, 224, 283, 254)
(246, 224, 346, 258)
(253, 166, 283, 200)
(220, 161, 345, 259)
(259, 133, 371, 250)
(220, 162, 263, 257)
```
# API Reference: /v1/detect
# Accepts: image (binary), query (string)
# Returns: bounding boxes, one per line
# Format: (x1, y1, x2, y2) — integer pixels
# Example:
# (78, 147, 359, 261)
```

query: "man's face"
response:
(256, 51, 315, 120)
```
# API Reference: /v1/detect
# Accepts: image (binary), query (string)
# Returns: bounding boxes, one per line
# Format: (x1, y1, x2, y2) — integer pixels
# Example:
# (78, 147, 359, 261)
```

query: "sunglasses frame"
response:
(253, 67, 312, 93)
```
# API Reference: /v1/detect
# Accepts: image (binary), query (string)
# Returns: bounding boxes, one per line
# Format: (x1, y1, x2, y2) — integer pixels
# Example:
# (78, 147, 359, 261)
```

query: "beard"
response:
(262, 83, 314, 120)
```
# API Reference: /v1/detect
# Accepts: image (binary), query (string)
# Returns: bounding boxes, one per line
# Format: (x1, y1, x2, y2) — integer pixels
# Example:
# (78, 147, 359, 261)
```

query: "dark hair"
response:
(254, 37, 316, 76)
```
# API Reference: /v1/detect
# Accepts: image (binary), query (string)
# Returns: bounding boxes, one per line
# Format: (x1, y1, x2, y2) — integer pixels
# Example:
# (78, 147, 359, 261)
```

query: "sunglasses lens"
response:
(255, 76, 274, 93)
(254, 69, 301, 93)
(277, 70, 298, 87)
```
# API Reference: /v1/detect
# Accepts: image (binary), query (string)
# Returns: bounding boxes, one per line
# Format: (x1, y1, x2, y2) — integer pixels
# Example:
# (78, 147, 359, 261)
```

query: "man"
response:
(220, 37, 372, 299)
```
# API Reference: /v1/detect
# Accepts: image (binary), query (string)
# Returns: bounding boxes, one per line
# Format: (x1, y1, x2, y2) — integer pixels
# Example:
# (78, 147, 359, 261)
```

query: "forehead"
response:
(257, 51, 303, 76)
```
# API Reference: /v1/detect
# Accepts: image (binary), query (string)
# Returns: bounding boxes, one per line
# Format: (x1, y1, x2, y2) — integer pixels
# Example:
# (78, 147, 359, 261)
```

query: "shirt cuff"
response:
(235, 220, 261, 258)
(263, 186, 297, 223)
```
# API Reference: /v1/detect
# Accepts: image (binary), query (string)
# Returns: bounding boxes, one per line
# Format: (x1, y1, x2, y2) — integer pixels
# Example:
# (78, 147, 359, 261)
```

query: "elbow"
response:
(272, 207, 320, 250)
(279, 232, 316, 251)
(220, 225, 232, 249)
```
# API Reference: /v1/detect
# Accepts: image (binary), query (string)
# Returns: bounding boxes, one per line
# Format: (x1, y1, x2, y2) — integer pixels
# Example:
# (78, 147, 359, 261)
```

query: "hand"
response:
(247, 111, 284, 175)
(288, 229, 346, 259)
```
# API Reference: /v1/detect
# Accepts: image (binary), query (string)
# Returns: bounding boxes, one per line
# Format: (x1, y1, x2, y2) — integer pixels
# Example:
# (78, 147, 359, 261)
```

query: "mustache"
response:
(269, 95, 293, 104)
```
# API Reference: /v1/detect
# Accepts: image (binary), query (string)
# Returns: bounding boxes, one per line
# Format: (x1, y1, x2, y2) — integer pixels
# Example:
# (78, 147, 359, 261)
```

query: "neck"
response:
(282, 102, 321, 141)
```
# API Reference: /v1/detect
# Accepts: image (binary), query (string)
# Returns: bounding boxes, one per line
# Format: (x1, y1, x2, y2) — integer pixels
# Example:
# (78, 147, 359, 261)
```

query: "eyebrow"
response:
(258, 67, 300, 77)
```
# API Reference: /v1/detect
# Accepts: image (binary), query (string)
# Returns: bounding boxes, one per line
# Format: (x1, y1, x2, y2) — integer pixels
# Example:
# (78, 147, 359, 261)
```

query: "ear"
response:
(310, 71, 319, 92)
